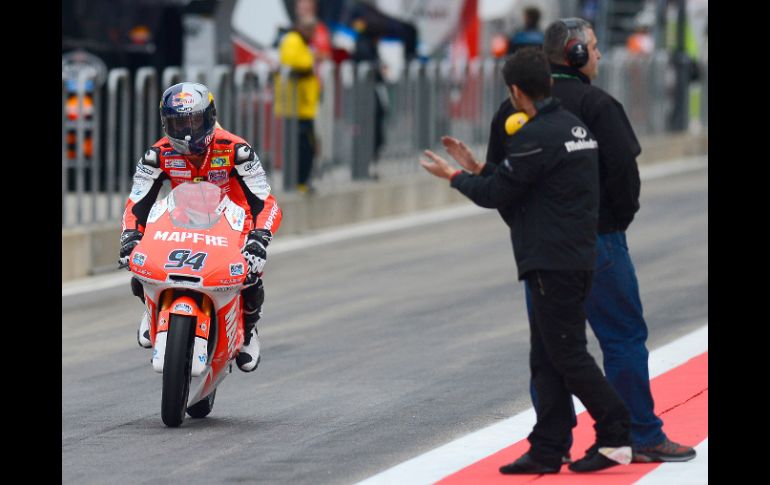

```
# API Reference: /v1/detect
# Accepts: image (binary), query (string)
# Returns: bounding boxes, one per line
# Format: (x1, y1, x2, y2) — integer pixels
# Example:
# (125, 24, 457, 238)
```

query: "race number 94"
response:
(165, 249, 208, 271)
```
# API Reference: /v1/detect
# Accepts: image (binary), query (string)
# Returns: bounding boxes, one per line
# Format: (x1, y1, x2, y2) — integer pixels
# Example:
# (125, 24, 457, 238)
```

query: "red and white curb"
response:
(357, 324, 708, 485)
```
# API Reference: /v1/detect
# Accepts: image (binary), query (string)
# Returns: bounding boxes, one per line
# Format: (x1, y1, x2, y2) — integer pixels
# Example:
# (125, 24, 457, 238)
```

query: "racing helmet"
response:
(159, 82, 217, 155)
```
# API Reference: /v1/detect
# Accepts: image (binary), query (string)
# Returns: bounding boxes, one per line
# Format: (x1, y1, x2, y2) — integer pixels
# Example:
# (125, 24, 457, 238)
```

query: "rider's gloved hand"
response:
(242, 229, 272, 285)
(119, 229, 144, 268)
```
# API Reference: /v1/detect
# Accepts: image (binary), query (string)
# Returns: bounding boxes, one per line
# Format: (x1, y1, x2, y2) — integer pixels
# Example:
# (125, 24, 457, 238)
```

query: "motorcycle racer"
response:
(119, 82, 282, 372)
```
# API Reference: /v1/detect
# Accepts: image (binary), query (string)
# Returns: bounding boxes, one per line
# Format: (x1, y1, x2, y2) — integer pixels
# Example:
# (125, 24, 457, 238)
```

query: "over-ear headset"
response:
(561, 18, 589, 69)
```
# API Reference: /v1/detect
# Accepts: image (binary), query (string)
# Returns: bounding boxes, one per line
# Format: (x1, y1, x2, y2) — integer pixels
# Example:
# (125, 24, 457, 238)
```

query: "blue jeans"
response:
(526, 232, 666, 448)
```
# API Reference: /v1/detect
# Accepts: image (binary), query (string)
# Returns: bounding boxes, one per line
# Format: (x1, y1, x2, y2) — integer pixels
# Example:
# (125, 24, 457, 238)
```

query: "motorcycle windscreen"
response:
(168, 181, 224, 230)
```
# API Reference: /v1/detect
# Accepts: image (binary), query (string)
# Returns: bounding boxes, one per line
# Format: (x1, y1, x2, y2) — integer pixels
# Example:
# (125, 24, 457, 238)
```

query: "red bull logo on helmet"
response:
(171, 92, 195, 107)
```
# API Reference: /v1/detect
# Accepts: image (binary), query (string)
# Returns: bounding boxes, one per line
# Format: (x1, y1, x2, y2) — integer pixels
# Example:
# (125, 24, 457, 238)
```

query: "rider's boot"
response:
(236, 311, 261, 372)
(132, 277, 152, 349)
(236, 280, 264, 372)
(137, 309, 152, 349)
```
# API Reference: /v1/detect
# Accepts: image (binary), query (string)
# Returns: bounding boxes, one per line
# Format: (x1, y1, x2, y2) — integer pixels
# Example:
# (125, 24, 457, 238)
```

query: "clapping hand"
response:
(441, 136, 484, 175)
(420, 149, 456, 179)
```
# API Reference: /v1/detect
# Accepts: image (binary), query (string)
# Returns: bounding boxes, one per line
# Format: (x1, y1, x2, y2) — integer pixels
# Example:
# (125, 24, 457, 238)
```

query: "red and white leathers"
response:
(122, 127, 282, 240)
(124, 128, 281, 367)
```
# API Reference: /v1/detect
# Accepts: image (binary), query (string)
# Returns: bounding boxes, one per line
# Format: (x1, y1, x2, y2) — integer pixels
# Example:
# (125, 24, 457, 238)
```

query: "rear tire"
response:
(187, 389, 216, 418)
(161, 314, 194, 427)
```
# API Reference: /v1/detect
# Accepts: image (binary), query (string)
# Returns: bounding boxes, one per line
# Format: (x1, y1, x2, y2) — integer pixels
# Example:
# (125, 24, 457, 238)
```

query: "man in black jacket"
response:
(421, 48, 632, 474)
(476, 18, 695, 463)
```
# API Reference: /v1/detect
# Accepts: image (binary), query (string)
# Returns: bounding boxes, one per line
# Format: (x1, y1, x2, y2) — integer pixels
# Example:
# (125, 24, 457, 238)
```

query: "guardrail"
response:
(62, 50, 707, 228)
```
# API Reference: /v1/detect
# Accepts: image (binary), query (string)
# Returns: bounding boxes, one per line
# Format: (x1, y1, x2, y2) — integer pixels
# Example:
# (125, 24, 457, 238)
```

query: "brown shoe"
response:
(633, 438, 696, 463)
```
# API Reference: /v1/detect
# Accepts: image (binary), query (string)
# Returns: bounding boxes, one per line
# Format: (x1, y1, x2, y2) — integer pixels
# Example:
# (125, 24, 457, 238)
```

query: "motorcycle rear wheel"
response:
(161, 314, 194, 427)
(187, 389, 216, 418)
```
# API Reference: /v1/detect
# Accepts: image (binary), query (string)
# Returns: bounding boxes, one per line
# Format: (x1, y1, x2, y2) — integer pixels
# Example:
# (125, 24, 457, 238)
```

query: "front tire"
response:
(161, 314, 194, 427)
(187, 389, 216, 418)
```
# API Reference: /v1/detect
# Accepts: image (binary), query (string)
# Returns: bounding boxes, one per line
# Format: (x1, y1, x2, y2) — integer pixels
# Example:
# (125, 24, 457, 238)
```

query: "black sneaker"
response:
(568, 444, 632, 472)
(633, 438, 696, 462)
(499, 453, 560, 475)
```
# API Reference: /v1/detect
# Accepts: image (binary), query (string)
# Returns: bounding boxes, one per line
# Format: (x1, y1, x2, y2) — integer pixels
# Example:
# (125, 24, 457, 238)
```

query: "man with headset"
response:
(423, 47, 633, 475)
(449, 18, 696, 464)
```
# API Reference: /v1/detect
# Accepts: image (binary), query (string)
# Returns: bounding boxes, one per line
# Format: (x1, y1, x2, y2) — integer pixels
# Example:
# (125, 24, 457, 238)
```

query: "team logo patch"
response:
(193, 176, 206, 183)
(227, 207, 245, 229)
(136, 163, 154, 175)
(171, 92, 194, 107)
(211, 156, 230, 168)
(165, 159, 187, 168)
(170, 169, 191, 178)
(571, 126, 587, 139)
(229, 263, 244, 276)
(564, 138, 598, 152)
(173, 302, 193, 313)
(132, 252, 146, 266)
(208, 169, 228, 184)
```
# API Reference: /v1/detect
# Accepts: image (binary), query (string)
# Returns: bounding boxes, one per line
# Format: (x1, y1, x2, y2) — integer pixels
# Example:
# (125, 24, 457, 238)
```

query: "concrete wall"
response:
(62, 132, 707, 281)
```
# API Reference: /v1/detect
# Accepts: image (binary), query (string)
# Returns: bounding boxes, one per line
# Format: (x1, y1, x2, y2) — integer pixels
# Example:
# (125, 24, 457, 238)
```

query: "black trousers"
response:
(525, 269, 630, 467)
(281, 118, 316, 188)
(297, 119, 316, 185)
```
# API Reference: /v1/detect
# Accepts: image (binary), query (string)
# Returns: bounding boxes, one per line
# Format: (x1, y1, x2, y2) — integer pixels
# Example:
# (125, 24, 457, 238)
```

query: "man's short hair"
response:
(524, 7, 541, 29)
(543, 18, 592, 64)
(501, 47, 552, 100)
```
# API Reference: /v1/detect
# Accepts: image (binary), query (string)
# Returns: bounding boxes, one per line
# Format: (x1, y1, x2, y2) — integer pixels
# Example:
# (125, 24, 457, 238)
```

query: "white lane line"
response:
(61, 271, 133, 298)
(647, 325, 708, 379)
(60, 204, 485, 298)
(355, 324, 708, 485)
(269, 204, 485, 254)
(641, 156, 707, 181)
(268, 154, 704, 254)
(633, 438, 708, 485)
(61, 156, 707, 298)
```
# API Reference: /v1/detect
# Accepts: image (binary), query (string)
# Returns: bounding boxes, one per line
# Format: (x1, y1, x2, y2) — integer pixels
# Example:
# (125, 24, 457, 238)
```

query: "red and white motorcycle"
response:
(128, 182, 250, 427)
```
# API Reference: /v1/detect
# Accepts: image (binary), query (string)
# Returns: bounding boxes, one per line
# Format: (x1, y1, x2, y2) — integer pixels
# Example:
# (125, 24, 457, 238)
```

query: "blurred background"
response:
(62, 0, 707, 279)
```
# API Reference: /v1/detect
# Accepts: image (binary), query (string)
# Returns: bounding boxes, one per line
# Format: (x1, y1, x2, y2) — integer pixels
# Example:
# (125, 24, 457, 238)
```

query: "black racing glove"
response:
(118, 229, 143, 269)
(241, 229, 272, 285)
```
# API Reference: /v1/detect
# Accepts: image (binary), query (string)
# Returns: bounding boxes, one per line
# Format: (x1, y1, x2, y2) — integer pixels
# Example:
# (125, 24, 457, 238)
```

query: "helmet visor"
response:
(164, 113, 210, 141)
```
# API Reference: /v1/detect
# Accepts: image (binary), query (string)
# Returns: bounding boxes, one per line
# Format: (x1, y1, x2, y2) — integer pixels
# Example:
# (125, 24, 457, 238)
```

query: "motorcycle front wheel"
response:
(161, 314, 195, 427)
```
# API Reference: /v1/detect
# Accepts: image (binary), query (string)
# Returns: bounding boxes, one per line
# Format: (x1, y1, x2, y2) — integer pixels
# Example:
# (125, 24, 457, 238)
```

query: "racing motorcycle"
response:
(127, 181, 250, 427)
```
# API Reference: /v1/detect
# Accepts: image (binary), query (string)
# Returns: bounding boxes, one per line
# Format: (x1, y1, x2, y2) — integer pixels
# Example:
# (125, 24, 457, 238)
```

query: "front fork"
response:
(150, 290, 213, 376)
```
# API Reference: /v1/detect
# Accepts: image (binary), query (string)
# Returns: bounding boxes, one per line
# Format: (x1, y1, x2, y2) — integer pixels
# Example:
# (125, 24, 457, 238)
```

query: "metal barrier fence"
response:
(62, 51, 708, 228)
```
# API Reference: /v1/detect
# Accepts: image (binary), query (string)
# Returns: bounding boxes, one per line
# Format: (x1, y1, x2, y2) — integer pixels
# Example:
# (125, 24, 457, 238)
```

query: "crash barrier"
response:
(62, 50, 708, 228)
(593, 48, 707, 137)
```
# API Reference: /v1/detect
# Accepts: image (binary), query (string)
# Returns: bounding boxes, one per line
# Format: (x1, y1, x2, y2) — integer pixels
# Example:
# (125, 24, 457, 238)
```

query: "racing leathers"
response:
(121, 127, 282, 335)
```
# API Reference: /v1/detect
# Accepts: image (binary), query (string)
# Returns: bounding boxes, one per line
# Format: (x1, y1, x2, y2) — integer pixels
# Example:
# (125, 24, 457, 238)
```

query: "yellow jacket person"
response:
(274, 18, 320, 120)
